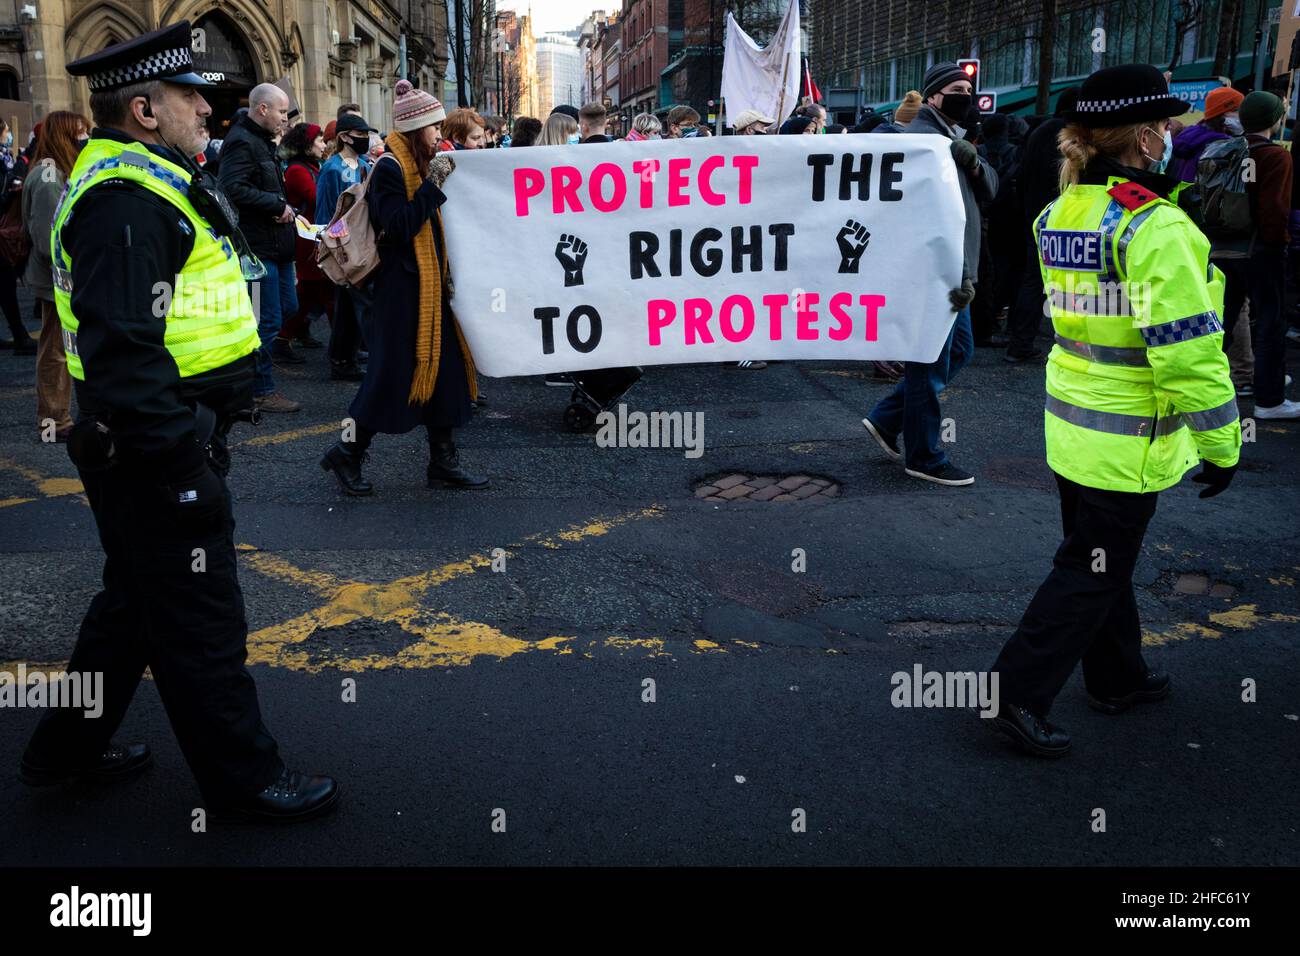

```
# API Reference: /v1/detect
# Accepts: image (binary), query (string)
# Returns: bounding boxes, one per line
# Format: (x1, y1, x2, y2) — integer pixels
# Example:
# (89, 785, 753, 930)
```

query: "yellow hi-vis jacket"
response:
(52, 136, 258, 382)
(1034, 176, 1241, 493)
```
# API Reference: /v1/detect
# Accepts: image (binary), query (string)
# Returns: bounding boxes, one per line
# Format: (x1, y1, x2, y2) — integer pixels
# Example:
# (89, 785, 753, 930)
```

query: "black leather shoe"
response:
(428, 442, 489, 489)
(209, 768, 339, 824)
(330, 360, 365, 381)
(1088, 671, 1171, 715)
(20, 742, 153, 786)
(320, 442, 373, 496)
(987, 704, 1071, 758)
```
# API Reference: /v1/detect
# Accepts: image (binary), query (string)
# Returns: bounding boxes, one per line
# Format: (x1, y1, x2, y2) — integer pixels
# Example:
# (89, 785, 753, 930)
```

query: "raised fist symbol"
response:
(555, 234, 588, 287)
(836, 219, 871, 274)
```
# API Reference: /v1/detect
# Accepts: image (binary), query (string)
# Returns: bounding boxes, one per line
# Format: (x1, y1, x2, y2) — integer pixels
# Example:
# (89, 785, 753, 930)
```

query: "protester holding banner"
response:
(862, 63, 997, 487)
(987, 64, 1241, 757)
(320, 80, 486, 496)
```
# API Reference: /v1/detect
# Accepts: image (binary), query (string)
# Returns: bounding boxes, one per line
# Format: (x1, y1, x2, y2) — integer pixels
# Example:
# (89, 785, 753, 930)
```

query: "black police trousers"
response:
(990, 473, 1159, 717)
(24, 436, 283, 804)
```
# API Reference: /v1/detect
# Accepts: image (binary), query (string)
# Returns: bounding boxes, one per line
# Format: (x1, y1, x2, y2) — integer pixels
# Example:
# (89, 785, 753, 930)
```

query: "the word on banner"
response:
(439, 137, 966, 376)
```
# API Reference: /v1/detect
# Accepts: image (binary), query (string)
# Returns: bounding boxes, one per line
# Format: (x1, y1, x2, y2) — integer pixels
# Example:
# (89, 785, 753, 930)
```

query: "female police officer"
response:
(985, 64, 1241, 757)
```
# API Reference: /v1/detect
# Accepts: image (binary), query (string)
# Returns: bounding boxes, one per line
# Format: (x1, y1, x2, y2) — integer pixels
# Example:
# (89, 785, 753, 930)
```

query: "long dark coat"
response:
(348, 155, 473, 435)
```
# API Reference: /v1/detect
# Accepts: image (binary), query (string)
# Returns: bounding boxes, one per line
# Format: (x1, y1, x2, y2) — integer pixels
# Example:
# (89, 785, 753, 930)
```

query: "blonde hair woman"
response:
(537, 111, 578, 146)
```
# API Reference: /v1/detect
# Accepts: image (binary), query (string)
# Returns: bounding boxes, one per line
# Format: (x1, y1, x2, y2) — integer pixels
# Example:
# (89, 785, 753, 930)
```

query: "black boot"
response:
(208, 767, 339, 824)
(330, 359, 365, 381)
(427, 441, 488, 489)
(320, 441, 373, 496)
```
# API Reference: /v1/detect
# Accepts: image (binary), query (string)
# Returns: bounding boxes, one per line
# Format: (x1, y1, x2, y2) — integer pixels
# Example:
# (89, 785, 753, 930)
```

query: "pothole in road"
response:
(694, 473, 840, 502)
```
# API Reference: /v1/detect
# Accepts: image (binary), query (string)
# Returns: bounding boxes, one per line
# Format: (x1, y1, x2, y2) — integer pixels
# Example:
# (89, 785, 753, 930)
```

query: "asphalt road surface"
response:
(1, 309, 1297, 867)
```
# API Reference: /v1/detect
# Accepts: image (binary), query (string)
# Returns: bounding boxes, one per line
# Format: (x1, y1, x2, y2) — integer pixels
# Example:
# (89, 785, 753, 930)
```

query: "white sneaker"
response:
(1254, 399, 1300, 420)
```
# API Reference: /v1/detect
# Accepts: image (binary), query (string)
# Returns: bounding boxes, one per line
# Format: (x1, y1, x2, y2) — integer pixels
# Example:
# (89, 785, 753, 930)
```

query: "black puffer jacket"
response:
(216, 114, 295, 263)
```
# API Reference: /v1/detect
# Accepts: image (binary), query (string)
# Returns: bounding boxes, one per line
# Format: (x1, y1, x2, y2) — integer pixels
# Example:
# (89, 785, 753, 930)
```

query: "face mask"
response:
(566, 133, 580, 144)
(1224, 114, 1243, 135)
(2, 133, 11, 147)
(1141, 126, 1173, 174)
(76, 136, 89, 151)
(940, 92, 972, 120)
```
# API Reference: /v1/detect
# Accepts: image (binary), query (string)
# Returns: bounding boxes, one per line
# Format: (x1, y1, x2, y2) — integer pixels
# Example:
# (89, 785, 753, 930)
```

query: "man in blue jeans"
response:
(861, 62, 997, 486)
(864, 306, 975, 484)
(218, 83, 302, 413)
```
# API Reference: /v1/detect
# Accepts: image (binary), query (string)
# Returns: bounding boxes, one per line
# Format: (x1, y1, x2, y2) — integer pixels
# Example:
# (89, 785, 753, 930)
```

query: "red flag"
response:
(803, 57, 823, 103)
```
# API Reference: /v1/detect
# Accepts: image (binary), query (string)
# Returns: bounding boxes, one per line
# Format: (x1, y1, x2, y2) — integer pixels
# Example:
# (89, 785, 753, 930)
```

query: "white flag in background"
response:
(720, 0, 802, 128)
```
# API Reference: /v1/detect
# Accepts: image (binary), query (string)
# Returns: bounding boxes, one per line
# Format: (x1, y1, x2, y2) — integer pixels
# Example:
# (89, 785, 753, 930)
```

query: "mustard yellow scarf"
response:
(385, 132, 477, 405)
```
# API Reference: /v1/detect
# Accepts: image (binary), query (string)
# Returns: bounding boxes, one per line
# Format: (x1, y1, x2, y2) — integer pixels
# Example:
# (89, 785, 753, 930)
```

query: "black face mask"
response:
(940, 92, 972, 121)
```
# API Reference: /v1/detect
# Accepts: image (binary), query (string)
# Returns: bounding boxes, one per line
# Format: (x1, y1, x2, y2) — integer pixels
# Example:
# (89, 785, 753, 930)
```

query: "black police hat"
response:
(67, 21, 208, 92)
(1070, 64, 1189, 128)
(336, 113, 378, 135)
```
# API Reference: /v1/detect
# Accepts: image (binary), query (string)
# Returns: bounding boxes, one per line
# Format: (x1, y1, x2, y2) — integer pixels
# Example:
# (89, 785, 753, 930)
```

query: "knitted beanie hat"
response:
(1239, 91, 1284, 134)
(393, 79, 446, 133)
(1202, 86, 1243, 121)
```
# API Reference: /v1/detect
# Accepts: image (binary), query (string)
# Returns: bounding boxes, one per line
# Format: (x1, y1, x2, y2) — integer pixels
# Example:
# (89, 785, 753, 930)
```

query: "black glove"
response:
(1192, 460, 1237, 499)
(949, 278, 976, 310)
(950, 138, 978, 170)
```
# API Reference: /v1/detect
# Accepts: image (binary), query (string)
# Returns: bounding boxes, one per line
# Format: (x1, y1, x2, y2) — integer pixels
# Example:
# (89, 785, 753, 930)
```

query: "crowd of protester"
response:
(4, 66, 1297, 478)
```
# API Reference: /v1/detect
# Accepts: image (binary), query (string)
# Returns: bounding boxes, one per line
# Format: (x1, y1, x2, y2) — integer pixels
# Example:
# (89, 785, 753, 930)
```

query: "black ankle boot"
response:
(320, 442, 373, 495)
(427, 442, 488, 489)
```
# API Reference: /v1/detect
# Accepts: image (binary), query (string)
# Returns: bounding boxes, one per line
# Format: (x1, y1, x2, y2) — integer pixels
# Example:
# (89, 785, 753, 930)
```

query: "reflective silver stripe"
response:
(1097, 199, 1125, 281)
(1182, 398, 1239, 432)
(52, 265, 73, 293)
(1048, 286, 1135, 317)
(62, 328, 78, 357)
(1053, 333, 1150, 366)
(1116, 205, 1159, 276)
(1139, 311, 1222, 347)
(1046, 394, 1158, 437)
(1154, 415, 1187, 438)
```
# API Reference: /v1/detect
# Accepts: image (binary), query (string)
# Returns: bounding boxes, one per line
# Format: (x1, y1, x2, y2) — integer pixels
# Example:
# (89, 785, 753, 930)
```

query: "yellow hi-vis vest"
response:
(1034, 176, 1241, 493)
(52, 136, 258, 381)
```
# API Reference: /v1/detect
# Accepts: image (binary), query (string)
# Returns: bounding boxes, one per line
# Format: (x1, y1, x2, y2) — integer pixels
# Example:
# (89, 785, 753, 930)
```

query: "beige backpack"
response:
(316, 159, 390, 287)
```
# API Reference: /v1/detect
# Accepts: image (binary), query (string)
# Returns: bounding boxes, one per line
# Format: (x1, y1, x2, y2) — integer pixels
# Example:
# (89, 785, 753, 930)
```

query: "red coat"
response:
(285, 159, 325, 281)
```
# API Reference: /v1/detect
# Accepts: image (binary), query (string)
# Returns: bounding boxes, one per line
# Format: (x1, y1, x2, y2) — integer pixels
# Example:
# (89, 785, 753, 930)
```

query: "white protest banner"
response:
(439, 136, 966, 377)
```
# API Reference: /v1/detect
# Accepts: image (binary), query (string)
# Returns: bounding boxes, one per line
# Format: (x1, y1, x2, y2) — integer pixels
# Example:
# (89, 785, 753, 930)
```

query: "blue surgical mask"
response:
(1224, 115, 1244, 135)
(1142, 126, 1173, 174)
(566, 133, 580, 144)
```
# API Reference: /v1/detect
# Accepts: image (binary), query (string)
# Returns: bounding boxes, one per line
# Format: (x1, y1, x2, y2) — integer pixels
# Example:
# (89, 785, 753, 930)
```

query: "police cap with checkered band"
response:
(1069, 64, 1190, 128)
(67, 20, 209, 92)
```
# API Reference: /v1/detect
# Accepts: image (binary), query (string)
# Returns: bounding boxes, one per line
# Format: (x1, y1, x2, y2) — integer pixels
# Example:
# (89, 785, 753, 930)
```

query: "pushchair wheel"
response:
(563, 403, 596, 433)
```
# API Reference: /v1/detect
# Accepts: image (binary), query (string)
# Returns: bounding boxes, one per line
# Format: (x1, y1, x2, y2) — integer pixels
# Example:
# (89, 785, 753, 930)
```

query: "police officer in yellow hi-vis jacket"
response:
(986, 64, 1241, 758)
(19, 23, 338, 821)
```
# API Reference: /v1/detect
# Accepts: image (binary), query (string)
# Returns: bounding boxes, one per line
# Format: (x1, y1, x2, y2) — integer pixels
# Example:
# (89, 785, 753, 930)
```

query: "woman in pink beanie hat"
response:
(320, 79, 487, 495)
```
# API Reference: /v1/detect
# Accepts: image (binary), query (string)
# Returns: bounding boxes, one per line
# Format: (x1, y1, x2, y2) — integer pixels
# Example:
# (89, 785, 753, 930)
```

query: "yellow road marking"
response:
(237, 422, 341, 447)
(243, 506, 670, 672)
(0, 457, 85, 505)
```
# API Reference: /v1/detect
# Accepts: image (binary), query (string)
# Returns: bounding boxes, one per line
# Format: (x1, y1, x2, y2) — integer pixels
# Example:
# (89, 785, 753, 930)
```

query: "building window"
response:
(979, 27, 1025, 89)
(863, 61, 890, 102)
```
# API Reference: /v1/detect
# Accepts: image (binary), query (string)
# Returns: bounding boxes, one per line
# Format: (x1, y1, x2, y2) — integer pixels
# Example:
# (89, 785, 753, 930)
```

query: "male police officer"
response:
(19, 22, 338, 822)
